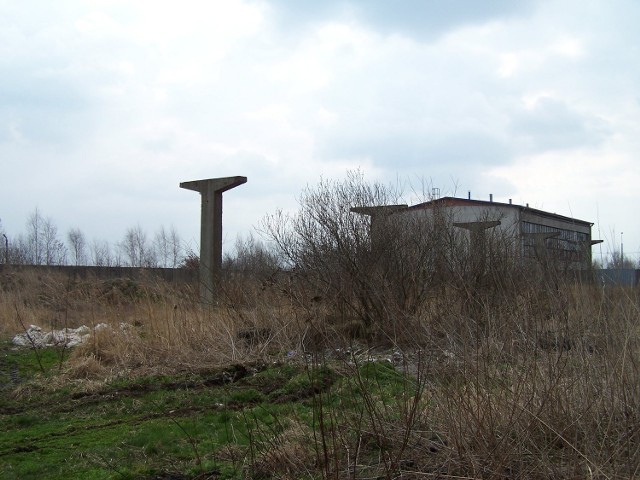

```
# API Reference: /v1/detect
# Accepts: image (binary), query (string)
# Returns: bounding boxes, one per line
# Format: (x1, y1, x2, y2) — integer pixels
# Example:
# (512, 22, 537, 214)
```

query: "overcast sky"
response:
(1, 0, 638, 262)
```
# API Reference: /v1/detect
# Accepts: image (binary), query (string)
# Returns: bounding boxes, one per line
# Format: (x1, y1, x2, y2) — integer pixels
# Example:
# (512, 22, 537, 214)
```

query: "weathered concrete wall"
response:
(0, 264, 198, 284)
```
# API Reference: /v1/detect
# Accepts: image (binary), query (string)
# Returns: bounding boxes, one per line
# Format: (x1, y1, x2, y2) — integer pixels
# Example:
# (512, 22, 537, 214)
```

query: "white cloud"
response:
(0, 0, 638, 261)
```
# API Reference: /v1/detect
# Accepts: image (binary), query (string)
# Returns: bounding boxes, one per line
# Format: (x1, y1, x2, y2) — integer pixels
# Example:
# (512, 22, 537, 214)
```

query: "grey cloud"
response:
(1, 110, 96, 148)
(348, 0, 539, 39)
(509, 98, 611, 152)
(264, 0, 539, 39)
(318, 127, 511, 175)
(0, 72, 87, 110)
(0, 66, 95, 147)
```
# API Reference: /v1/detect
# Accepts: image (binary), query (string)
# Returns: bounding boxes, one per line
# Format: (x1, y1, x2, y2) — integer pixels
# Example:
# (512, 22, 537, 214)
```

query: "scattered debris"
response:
(12, 323, 124, 349)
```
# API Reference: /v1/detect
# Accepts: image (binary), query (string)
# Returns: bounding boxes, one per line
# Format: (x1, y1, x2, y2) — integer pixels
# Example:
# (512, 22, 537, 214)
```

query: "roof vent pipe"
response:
(490, 193, 493, 202)
(468, 191, 471, 200)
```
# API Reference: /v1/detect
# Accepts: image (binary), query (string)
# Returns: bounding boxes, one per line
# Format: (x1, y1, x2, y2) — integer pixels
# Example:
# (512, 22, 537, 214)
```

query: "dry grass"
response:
(1, 269, 305, 374)
(2, 267, 639, 478)
(248, 419, 318, 479)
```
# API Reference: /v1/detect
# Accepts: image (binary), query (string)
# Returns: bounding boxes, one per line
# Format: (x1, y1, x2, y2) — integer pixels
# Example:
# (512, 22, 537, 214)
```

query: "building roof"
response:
(408, 196, 593, 227)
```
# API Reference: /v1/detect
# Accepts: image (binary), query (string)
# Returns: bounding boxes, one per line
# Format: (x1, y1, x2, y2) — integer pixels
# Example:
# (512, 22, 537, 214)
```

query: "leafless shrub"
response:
(262, 171, 423, 334)
(260, 171, 546, 344)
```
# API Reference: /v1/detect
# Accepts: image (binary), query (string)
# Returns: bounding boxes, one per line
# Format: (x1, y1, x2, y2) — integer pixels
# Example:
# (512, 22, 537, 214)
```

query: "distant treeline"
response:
(0, 208, 189, 268)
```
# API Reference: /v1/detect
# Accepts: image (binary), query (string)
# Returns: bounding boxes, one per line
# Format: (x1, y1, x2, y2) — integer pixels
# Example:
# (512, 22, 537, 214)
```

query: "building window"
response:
(521, 221, 587, 262)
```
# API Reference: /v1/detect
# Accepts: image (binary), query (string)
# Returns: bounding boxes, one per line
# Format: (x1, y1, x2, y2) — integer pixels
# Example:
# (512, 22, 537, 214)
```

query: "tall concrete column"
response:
(180, 176, 247, 304)
(453, 220, 501, 277)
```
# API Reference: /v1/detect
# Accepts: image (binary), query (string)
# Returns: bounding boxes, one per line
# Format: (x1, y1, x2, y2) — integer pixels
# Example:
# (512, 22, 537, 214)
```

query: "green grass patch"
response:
(0, 346, 427, 480)
(1, 342, 64, 379)
(0, 356, 348, 479)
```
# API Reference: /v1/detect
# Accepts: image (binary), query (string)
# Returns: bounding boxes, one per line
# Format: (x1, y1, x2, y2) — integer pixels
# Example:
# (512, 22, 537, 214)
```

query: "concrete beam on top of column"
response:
(350, 205, 409, 217)
(453, 220, 501, 232)
(351, 205, 408, 248)
(180, 177, 247, 195)
(180, 176, 247, 305)
(453, 221, 502, 250)
(523, 231, 560, 246)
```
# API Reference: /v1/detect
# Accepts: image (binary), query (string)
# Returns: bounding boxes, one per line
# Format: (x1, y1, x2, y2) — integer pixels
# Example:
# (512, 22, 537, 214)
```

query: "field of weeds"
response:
(1, 267, 639, 479)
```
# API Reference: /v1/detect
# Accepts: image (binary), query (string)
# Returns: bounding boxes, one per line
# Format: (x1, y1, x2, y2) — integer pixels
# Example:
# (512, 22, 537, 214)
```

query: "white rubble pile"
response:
(12, 323, 123, 349)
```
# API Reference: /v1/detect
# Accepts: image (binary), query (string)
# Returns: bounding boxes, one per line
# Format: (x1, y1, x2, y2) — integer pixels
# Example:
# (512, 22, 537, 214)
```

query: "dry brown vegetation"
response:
(2, 263, 639, 478)
(2, 175, 639, 478)
(0, 269, 297, 374)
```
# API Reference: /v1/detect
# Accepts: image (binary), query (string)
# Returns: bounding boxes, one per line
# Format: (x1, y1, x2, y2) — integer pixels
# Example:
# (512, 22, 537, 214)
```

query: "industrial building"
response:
(353, 195, 600, 270)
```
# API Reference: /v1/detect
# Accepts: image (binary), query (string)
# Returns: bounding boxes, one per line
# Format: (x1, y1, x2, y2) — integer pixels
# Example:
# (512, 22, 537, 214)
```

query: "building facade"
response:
(355, 196, 599, 270)
(410, 197, 599, 269)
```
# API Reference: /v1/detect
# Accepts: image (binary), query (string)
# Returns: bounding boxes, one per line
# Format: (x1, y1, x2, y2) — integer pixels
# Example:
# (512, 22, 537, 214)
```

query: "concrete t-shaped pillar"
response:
(453, 220, 502, 277)
(350, 205, 408, 252)
(453, 221, 502, 256)
(180, 176, 247, 305)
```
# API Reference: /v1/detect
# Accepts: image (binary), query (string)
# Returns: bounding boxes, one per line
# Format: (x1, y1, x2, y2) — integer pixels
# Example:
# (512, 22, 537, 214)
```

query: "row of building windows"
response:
(520, 221, 589, 263)
(521, 221, 588, 242)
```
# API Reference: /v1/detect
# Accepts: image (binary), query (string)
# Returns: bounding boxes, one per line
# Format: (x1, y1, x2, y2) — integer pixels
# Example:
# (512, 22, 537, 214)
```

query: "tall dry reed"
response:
(2, 267, 639, 477)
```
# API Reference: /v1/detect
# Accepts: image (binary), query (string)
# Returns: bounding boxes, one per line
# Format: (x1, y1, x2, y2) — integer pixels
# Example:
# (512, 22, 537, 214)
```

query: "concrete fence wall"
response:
(544, 269, 639, 287)
(1, 264, 636, 288)
(0, 264, 198, 284)
(593, 269, 640, 287)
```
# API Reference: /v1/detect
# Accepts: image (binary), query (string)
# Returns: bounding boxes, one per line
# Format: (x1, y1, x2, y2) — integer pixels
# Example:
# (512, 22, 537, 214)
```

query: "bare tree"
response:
(606, 250, 636, 269)
(262, 171, 420, 326)
(67, 228, 87, 266)
(154, 225, 170, 268)
(0, 219, 7, 264)
(11, 234, 31, 265)
(153, 225, 184, 268)
(120, 226, 142, 267)
(25, 208, 44, 264)
(169, 225, 182, 268)
(91, 239, 113, 267)
(22, 208, 66, 265)
(120, 224, 157, 267)
(224, 232, 281, 275)
(42, 216, 66, 265)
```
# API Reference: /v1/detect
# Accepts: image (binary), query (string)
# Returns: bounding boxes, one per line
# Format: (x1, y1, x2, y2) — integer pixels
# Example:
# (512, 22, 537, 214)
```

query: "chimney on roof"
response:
(490, 193, 493, 203)
(509, 198, 512, 205)
(468, 191, 471, 200)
